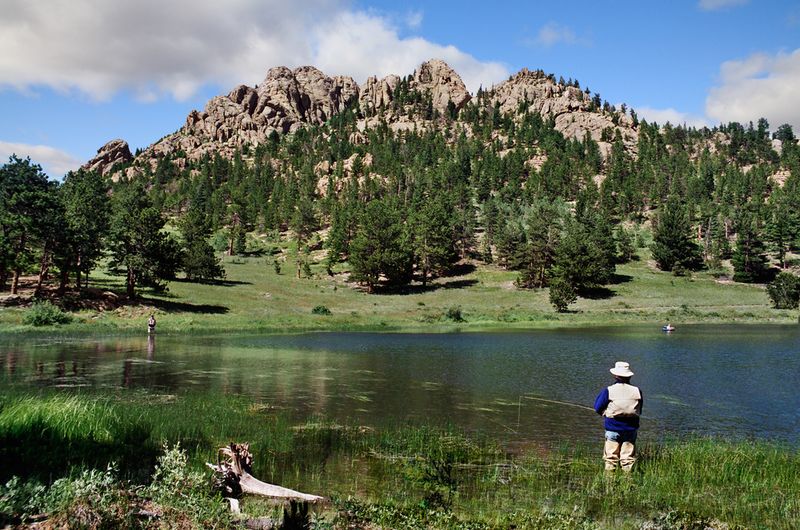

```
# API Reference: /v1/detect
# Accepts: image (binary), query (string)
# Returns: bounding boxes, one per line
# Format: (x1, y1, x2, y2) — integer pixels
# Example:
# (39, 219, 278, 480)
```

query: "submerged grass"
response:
(0, 390, 797, 528)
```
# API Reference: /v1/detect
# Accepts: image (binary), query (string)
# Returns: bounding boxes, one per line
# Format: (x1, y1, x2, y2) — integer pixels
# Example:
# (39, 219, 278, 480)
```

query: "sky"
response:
(1, 0, 799, 177)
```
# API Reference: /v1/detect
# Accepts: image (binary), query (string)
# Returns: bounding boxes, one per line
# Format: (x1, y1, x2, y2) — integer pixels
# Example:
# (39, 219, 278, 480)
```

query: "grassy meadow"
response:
(1, 391, 797, 529)
(0, 236, 796, 334)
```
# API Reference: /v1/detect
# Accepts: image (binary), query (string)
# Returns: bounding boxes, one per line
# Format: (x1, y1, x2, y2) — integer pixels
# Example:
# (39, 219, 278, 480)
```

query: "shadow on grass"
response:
(579, 286, 616, 300)
(170, 277, 253, 287)
(609, 273, 634, 284)
(141, 297, 229, 314)
(440, 262, 477, 278)
(374, 278, 479, 295)
(0, 419, 158, 483)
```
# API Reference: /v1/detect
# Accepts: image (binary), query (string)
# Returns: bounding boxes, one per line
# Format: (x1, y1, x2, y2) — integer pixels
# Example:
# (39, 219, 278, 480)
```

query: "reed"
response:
(1, 391, 797, 528)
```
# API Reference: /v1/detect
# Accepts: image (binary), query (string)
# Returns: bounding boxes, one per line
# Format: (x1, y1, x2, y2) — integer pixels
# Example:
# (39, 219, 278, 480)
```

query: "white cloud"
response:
(636, 107, 709, 129)
(698, 0, 748, 11)
(0, 0, 507, 100)
(405, 10, 424, 30)
(706, 48, 800, 131)
(534, 22, 579, 48)
(311, 11, 508, 93)
(0, 141, 81, 177)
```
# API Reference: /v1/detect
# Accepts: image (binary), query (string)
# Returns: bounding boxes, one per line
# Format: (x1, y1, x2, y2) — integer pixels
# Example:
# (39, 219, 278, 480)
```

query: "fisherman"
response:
(593, 361, 642, 472)
(147, 314, 156, 334)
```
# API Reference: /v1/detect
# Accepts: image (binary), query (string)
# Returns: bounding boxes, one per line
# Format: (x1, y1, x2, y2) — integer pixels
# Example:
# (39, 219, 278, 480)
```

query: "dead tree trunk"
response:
(207, 443, 324, 503)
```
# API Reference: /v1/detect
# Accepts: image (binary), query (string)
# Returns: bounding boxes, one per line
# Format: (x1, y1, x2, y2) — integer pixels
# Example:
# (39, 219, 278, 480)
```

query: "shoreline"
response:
(1, 312, 798, 337)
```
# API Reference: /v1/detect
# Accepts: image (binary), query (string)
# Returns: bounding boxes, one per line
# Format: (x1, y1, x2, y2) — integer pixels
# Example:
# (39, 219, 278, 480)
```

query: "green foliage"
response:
(180, 192, 225, 282)
(58, 169, 111, 289)
(551, 216, 614, 292)
(651, 198, 703, 273)
(44, 465, 132, 529)
(349, 197, 413, 292)
(615, 226, 636, 263)
(148, 444, 232, 528)
(445, 305, 464, 322)
(107, 180, 182, 297)
(767, 272, 800, 309)
(0, 155, 57, 291)
(0, 476, 47, 525)
(312, 305, 332, 315)
(731, 211, 770, 283)
(549, 277, 577, 312)
(23, 300, 72, 326)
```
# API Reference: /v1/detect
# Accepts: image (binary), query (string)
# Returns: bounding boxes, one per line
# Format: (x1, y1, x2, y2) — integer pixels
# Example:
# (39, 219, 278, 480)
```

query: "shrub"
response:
(0, 477, 47, 525)
(147, 444, 232, 528)
(549, 278, 577, 312)
(23, 301, 72, 326)
(312, 305, 331, 315)
(445, 306, 464, 322)
(767, 272, 800, 309)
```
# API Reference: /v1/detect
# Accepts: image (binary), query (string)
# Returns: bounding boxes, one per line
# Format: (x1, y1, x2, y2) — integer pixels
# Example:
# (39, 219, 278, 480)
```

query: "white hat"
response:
(610, 361, 634, 377)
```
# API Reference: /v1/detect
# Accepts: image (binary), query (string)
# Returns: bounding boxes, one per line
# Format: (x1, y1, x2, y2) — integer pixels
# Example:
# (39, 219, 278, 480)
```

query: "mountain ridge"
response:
(84, 59, 638, 178)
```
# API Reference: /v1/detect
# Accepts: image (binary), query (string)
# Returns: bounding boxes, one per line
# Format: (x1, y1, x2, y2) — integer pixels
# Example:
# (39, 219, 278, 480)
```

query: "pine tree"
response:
(58, 169, 110, 290)
(108, 180, 182, 298)
(180, 190, 224, 282)
(0, 156, 57, 293)
(732, 211, 769, 283)
(410, 192, 458, 286)
(349, 197, 413, 292)
(650, 197, 702, 273)
(551, 216, 614, 292)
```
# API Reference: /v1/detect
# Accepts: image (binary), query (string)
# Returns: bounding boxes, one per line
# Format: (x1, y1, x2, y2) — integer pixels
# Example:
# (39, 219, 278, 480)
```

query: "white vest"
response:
(604, 383, 642, 418)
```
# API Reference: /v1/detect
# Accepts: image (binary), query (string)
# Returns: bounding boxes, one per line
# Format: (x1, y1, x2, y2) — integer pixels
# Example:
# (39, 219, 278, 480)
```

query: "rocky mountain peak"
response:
(82, 139, 132, 176)
(412, 59, 471, 113)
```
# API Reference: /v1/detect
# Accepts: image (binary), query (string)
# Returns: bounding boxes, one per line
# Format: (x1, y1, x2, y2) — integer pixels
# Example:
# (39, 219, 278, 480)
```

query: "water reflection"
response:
(1, 326, 799, 444)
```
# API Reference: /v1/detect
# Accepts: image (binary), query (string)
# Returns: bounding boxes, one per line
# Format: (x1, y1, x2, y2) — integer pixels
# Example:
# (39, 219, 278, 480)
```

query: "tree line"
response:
(0, 156, 223, 299)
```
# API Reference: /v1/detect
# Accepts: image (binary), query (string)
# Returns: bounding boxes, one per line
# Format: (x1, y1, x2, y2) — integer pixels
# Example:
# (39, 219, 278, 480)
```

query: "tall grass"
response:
(1, 391, 797, 528)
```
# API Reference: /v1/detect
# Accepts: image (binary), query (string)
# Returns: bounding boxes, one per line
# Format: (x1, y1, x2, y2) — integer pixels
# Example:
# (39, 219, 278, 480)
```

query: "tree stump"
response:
(206, 443, 324, 503)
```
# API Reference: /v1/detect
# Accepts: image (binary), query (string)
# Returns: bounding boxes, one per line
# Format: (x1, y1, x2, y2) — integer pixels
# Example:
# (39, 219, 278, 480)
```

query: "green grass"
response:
(0, 246, 794, 334)
(0, 390, 797, 528)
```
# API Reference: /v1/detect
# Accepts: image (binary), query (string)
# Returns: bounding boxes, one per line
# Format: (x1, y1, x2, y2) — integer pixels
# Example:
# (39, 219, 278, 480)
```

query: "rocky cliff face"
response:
(83, 139, 132, 176)
(88, 60, 638, 178)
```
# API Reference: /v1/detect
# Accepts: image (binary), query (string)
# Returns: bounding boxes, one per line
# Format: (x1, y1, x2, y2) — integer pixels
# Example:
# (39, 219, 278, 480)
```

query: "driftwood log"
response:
(206, 443, 324, 504)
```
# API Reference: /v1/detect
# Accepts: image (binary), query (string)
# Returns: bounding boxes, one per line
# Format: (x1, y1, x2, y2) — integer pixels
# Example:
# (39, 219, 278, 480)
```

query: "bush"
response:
(549, 278, 577, 312)
(23, 301, 72, 326)
(767, 272, 800, 309)
(445, 306, 464, 322)
(312, 305, 331, 315)
(148, 444, 232, 528)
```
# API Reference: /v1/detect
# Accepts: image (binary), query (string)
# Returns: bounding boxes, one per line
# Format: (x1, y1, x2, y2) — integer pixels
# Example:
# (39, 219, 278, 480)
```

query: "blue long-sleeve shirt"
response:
(594, 385, 643, 432)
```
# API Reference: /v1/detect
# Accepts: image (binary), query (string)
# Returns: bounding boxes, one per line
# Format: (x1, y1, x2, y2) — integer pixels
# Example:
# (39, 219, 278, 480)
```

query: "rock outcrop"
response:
(82, 139, 132, 176)
(359, 74, 400, 113)
(86, 59, 640, 177)
(488, 68, 638, 153)
(413, 59, 471, 114)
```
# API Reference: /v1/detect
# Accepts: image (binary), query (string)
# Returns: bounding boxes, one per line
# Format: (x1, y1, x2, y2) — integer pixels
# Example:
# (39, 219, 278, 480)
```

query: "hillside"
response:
(3, 58, 800, 324)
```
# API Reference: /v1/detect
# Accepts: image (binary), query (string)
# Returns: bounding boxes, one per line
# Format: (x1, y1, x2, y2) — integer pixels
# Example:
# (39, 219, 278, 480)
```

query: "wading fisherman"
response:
(593, 361, 642, 471)
(147, 314, 156, 334)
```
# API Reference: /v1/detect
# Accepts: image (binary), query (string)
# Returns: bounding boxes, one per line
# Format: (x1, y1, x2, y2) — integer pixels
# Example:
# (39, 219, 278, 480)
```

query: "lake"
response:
(1, 324, 798, 445)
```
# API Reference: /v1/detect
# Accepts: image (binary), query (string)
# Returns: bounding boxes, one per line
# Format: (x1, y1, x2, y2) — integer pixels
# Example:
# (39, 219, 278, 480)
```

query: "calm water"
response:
(1, 325, 798, 444)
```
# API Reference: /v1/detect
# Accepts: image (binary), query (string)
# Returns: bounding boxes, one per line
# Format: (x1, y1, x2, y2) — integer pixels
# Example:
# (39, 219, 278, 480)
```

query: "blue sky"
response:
(1, 0, 798, 177)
